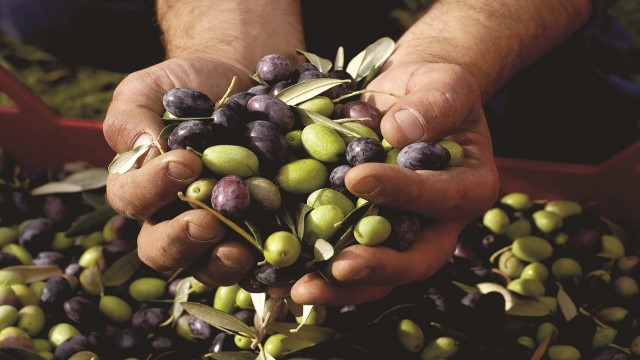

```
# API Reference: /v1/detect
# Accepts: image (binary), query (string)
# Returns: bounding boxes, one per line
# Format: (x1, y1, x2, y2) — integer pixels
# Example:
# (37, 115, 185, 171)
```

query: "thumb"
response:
(378, 65, 482, 148)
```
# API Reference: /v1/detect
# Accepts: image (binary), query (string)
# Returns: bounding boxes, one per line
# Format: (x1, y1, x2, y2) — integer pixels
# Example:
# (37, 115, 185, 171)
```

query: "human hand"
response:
(103, 55, 257, 286)
(290, 62, 500, 306)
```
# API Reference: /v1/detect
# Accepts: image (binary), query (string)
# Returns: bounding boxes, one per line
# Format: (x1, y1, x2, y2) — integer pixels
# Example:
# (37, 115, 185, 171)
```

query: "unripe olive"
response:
(38, 351, 54, 360)
(436, 139, 464, 166)
(214, 284, 241, 314)
(295, 305, 327, 326)
(617, 255, 640, 275)
(538, 296, 558, 315)
(545, 200, 582, 218)
(301, 124, 346, 163)
(202, 145, 260, 178)
(547, 345, 580, 360)
(592, 326, 617, 348)
(78, 267, 102, 296)
(298, 96, 334, 117)
(129, 277, 166, 302)
(48, 323, 81, 347)
(505, 218, 531, 241)
(264, 333, 290, 358)
(520, 262, 549, 283)
(32, 338, 51, 352)
(276, 158, 328, 195)
(235, 288, 254, 310)
(507, 278, 546, 297)
(0, 285, 18, 307)
(498, 250, 525, 278)
(0, 227, 19, 247)
(381, 138, 394, 152)
(0, 305, 18, 330)
(51, 232, 75, 250)
(554, 232, 569, 246)
(175, 314, 194, 341)
(536, 322, 558, 344)
(482, 208, 510, 235)
(356, 198, 369, 208)
(99, 295, 132, 323)
(29, 281, 45, 300)
(532, 210, 563, 233)
(396, 318, 424, 353)
(10, 284, 38, 306)
(188, 276, 213, 294)
(420, 336, 458, 360)
(285, 130, 303, 150)
(340, 122, 380, 144)
(234, 334, 253, 350)
(68, 351, 101, 360)
(17, 305, 45, 337)
(354, 215, 392, 246)
(385, 149, 400, 165)
(587, 269, 612, 284)
(631, 335, 640, 356)
(0, 270, 24, 287)
(595, 306, 628, 327)
(612, 276, 639, 299)
(78, 231, 104, 249)
(0, 326, 34, 350)
(77, 245, 103, 268)
(516, 336, 536, 350)
(551, 257, 582, 280)
(263, 231, 302, 268)
(601, 235, 625, 260)
(185, 178, 218, 205)
(304, 204, 345, 243)
(245, 177, 281, 211)
(500, 192, 533, 211)
(307, 188, 355, 217)
(512, 236, 553, 262)
(1, 244, 32, 265)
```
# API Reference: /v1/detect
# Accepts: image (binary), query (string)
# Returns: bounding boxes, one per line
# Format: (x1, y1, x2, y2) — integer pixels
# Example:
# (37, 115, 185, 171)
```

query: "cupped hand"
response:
(103, 55, 257, 286)
(291, 62, 500, 306)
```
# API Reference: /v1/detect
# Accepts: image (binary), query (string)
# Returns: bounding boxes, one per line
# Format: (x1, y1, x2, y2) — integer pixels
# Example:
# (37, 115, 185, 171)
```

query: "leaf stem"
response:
(185, 147, 203, 157)
(215, 76, 237, 110)
(333, 117, 371, 124)
(332, 89, 403, 103)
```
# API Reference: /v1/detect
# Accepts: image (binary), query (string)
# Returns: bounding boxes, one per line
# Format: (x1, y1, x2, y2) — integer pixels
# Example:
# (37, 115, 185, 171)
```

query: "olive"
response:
(78, 267, 102, 296)
(263, 231, 302, 268)
(545, 200, 582, 218)
(307, 188, 355, 217)
(346, 137, 385, 166)
(328, 164, 352, 194)
(617, 255, 640, 275)
(235, 288, 254, 310)
(339, 122, 380, 145)
(601, 235, 625, 260)
(354, 215, 392, 246)
(78, 231, 104, 249)
(420, 336, 458, 359)
(285, 130, 303, 150)
(516, 336, 536, 350)
(482, 208, 510, 235)
(49, 323, 81, 348)
(188, 276, 214, 294)
(520, 262, 549, 283)
(396, 318, 424, 353)
(102, 214, 140, 242)
(131, 307, 167, 333)
(54, 335, 91, 360)
(547, 345, 580, 360)
(385, 149, 400, 165)
(188, 314, 215, 340)
(511, 236, 553, 262)
(536, 322, 558, 344)
(263, 333, 290, 358)
(185, 178, 218, 206)
(532, 210, 563, 233)
(234, 334, 253, 350)
(98, 295, 132, 323)
(505, 218, 531, 240)
(213, 284, 241, 314)
(0, 326, 34, 350)
(10, 284, 38, 306)
(16, 305, 45, 337)
(301, 124, 347, 163)
(245, 177, 281, 211)
(202, 145, 260, 178)
(211, 175, 251, 218)
(538, 296, 558, 315)
(631, 335, 640, 356)
(612, 276, 639, 299)
(77, 245, 103, 268)
(295, 305, 327, 326)
(68, 350, 100, 360)
(1, 244, 32, 265)
(0, 226, 18, 247)
(551, 257, 582, 280)
(500, 192, 533, 211)
(256, 54, 292, 85)
(276, 158, 328, 195)
(162, 88, 214, 118)
(592, 326, 618, 348)
(0, 305, 18, 330)
(436, 139, 464, 166)
(595, 306, 628, 327)
(297, 96, 334, 117)
(63, 296, 104, 326)
(508, 278, 546, 297)
(128, 277, 166, 302)
(303, 205, 345, 243)
(498, 250, 525, 278)
(52, 232, 75, 250)
(32, 338, 51, 352)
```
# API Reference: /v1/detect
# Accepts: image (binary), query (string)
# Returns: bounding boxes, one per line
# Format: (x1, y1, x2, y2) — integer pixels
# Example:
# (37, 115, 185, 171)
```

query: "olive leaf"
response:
(107, 142, 153, 175)
(251, 292, 267, 320)
(601, 216, 633, 245)
(451, 281, 480, 295)
(256, 350, 277, 360)
(296, 203, 313, 243)
(31, 168, 108, 196)
(278, 205, 297, 236)
(269, 322, 338, 343)
(158, 123, 179, 139)
(244, 220, 264, 249)
(361, 65, 380, 89)
(0, 348, 45, 360)
(556, 282, 578, 321)
(101, 250, 141, 286)
(276, 78, 350, 106)
(181, 302, 259, 339)
(1, 265, 61, 283)
(66, 205, 118, 237)
(313, 239, 334, 262)
(476, 282, 553, 317)
(294, 108, 360, 138)
(81, 192, 108, 208)
(171, 278, 191, 327)
(346, 37, 395, 82)
(282, 338, 319, 353)
(296, 49, 332, 73)
(205, 352, 257, 360)
(331, 202, 374, 249)
(334, 46, 345, 71)
(292, 304, 315, 332)
(250, 73, 268, 86)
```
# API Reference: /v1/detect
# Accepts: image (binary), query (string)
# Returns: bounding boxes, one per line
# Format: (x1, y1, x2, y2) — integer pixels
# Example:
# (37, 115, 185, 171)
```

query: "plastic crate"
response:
(1, 64, 638, 224)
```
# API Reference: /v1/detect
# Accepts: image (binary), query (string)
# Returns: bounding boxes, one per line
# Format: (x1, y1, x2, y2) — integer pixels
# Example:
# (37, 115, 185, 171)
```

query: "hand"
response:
(103, 55, 257, 285)
(290, 62, 500, 306)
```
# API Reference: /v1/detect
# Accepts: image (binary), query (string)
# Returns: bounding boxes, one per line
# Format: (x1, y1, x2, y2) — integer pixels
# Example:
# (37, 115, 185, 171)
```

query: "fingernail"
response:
(349, 267, 370, 281)
(217, 256, 244, 270)
(134, 133, 153, 149)
(187, 222, 214, 242)
(352, 176, 378, 195)
(394, 108, 425, 142)
(168, 162, 194, 180)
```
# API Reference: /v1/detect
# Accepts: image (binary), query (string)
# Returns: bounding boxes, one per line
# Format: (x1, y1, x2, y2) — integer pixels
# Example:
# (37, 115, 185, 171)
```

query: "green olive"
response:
(276, 158, 328, 195)
(99, 295, 132, 323)
(551, 257, 582, 280)
(175, 314, 194, 341)
(617, 255, 640, 275)
(188, 276, 214, 294)
(10, 284, 38, 306)
(381, 138, 394, 152)
(536, 322, 558, 344)
(17, 305, 45, 337)
(385, 149, 400, 165)
(264, 333, 290, 358)
(213, 284, 241, 314)
(301, 124, 346, 163)
(592, 326, 617, 348)
(68, 351, 101, 360)
(307, 188, 355, 216)
(246, 177, 282, 211)
(79, 267, 102, 296)
(420, 336, 458, 360)
(264, 231, 302, 268)
(547, 345, 580, 360)
(295, 305, 327, 326)
(32, 338, 51, 352)
(185, 178, 218, 205)
(129, 277, 166, 302)
(505, 218, 531, 241)
(29, 282, 45, 300)
(532, 210, 563, 233)
(354, 215, 392, 247)
(595, 306, 628, 327)
(0, 227, 18, 247)
(202, 145, 260, 178)
(612, 276, 639, 299)
(356, 198, 369, 208)
(78, 231, 104, 249)
(78, 245, 103, 268)
(554, 232, 569, 246)
(285, 130, 303, 150)
(297, 96, 334, 117)
(500, 192, 532, 211)
(0, 285, 18, 307)
(507, 278, 546, 297)
(538, 296, 558, 315)
(0, 326, 34, 350)
(520, 262, 549, 283)
(396, 318, 424, 353)
(339, 122, 380, 144)
(498, 250, 525, 279)
(303, 205, 345, 244)
(544, 200, 582, 218)
(48, 323, 81, 347)
(482, 208, 510, 235)
(436, 139, 464, 166)
(512, 236, 553, 262)
(601, 235, 625, 260)
(0, 305, 18, 330)
(631, 335, 640, 356)
(235, 288, 254, 310)
(0, 270, 24, 286)
(1, 244, 32, 265)
(52, 232, 75, 250)
(516, 336, 536, 350)
(234, 334, 253, 350)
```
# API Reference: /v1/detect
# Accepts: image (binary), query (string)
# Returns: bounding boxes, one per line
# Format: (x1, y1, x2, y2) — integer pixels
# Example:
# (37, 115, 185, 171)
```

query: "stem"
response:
(332, 88, 403, 103)
(185, 146, 203, 157)
(154, 140, 165, 155)
(489, 245, 513, 264)
(215, 76, 238, 110)
(333, 117, 371, 124)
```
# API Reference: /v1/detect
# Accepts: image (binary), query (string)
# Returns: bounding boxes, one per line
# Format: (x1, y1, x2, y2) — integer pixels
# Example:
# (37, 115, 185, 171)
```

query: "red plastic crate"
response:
(1, 64, 638, 224)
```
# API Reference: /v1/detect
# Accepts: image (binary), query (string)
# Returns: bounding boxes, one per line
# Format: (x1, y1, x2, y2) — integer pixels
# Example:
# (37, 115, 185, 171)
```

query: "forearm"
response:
(392, 0, 592, 102)
(156, 0, 304, 75)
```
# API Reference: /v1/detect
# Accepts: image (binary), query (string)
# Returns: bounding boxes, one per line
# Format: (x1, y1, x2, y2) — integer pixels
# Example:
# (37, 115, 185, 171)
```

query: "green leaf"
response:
(294, 108, 360, 138)
(282, 338, 319, 353)
(276, 78, 350, 106)
(107, 142, 153, 175)
(313, 239, 334, 262)
(296, 49, 332, 73)
(361, 65, 380, 89)
(0, 347, 46, 360)
(65, 205, 118, 237)
(331, 202, 374, 247)
(101, 250, 141, 286)
(278, 205, 297, 236)
(269, 322, 338, 342)
(296, 203, 313, 244)
(244, 220, 264, 249)
(251, 292, 267, 320)
(346, 37, 395, 82)
(205, 352, 257, 360)
(292, 305, 315, 332)
(31, 168, 108, 196)
(172, 278, 191, 327)
(334, 46, 345, 71)
(256, 350, 277, 360)
(556, 282, 578, 321)
(0, 265, 61, 283)
(250, 73, 267, 86)
(159, 123, 179, 139)
(181, 302, 258, 339)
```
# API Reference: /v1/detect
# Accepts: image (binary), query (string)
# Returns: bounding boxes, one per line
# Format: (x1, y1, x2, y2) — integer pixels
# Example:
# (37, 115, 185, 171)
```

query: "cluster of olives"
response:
(158, 52, 463, 294)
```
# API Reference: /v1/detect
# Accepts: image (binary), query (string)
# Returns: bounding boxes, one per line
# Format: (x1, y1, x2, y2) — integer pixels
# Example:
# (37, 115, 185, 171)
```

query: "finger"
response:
(137, 209, 226, 273)
(106, 149, 202, 219)
(345, 161, 498, 220)
(290, 272, 393, 306)
(328, 221, 461, 285)
(190, 240, 256, 287)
